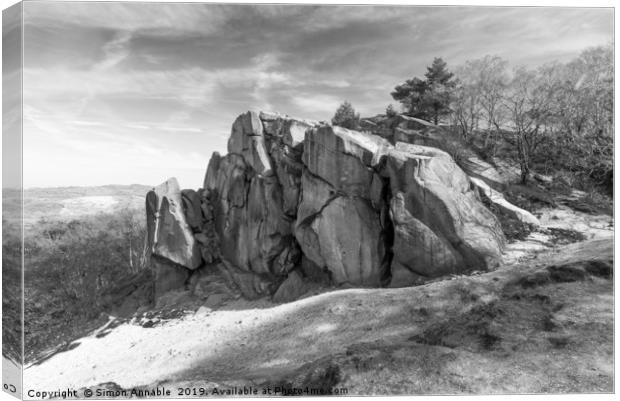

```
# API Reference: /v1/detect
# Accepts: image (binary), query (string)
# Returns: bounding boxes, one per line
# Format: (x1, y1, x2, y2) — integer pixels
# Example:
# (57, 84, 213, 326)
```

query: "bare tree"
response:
(504, 65, 561, 183)
(451, 74, 481, 141)
(451, 56, 509, 148)
(551, 45, 613, 186)
(477, 56, 510, 151)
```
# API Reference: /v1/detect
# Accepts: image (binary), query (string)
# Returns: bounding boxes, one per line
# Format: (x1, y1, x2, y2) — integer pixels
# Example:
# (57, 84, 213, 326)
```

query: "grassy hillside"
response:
(2, 184, 152, 226)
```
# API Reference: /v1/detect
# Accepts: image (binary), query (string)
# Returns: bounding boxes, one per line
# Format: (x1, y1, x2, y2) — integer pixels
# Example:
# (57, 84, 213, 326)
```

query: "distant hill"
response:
(2, 184, 152, 226)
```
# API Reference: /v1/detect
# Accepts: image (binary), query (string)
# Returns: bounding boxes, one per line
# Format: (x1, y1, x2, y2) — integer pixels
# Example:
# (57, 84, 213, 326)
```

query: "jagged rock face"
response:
(295, 126, 390, 286)
(181, 189, 203, 232)
(295, 182, 386, 286)
(295, 126, 504, 286)
(144, 178, 202, 298)
(261, 111, 313, 216)
(204, 111, 311, 288)
(228, 111, 274, 176)
(216, 260, 274, 299)
(150, 110, 507, 299)
(302, 125, 389, 197)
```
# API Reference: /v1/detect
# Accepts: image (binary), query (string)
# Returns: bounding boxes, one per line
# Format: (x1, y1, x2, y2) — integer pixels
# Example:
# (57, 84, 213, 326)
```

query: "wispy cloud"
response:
(94, 31, 132, 71)
(18, 2, 613, 188)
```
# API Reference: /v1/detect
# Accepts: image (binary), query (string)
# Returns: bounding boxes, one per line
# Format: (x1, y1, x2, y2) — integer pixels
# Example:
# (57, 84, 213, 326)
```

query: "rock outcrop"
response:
(360, 114, 508, 189)
(202, 111, 310, 297)
(145, 178, 219, 297)
(381, 143, 505, 284)
(145, 178, 201, 269)
(295, 125, 390, 286)
(144, 179, 199, 296)
(146, 110, 507, 300)
(470, 177, 541, 226)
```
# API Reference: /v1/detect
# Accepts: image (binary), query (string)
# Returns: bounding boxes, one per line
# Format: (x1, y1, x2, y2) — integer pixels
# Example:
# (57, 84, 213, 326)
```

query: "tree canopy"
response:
(332, 100, 361, 129)
(446, 45, 612, 187)
(391, 57, 457, 124)
(387, 47, 612, 190)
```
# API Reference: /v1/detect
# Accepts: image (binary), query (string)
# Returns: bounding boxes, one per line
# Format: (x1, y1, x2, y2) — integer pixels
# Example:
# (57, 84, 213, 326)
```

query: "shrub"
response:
(22, 209, 148, 361)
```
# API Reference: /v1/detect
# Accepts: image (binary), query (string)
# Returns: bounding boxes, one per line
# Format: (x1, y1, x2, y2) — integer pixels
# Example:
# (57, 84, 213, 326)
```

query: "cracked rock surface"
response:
(147, 111, 506, 299)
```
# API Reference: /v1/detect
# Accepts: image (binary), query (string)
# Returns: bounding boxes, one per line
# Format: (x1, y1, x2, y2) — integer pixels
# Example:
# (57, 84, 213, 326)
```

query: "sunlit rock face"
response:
(145, 178, 201, 270)
(380, 144, 505, 284)
(295, 126, 391, 286)
(360, 114, 508, 189)
(148, 110, 506, 299)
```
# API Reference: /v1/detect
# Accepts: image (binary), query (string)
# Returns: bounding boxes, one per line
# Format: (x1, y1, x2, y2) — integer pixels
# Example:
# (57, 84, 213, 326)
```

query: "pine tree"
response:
(331, 101, 360, 130)
(391, 57, 456, 124)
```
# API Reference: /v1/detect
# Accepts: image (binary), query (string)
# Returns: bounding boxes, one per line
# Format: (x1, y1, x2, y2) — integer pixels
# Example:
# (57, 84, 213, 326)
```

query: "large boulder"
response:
(381, 143, 505, 279)
(145, 178, 202, 298)
(145, 178, 201, 270)
(389, 192, 462, 277)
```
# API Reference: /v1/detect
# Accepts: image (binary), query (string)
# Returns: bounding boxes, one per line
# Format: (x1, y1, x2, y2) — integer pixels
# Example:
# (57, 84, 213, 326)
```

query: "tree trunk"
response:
(483, 129, 491, 149)
(517, 133, 530, 184)
(483, 118, 495, 149)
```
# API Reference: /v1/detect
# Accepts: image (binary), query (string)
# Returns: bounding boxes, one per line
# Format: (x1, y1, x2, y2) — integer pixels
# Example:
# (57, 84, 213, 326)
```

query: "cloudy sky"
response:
(15, 2, 613, 188)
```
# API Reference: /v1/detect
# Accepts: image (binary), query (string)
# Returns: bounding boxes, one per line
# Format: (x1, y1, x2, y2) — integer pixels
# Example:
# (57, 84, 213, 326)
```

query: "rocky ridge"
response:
(145, 111, 511, 301)
(359, 114, 509, 189)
